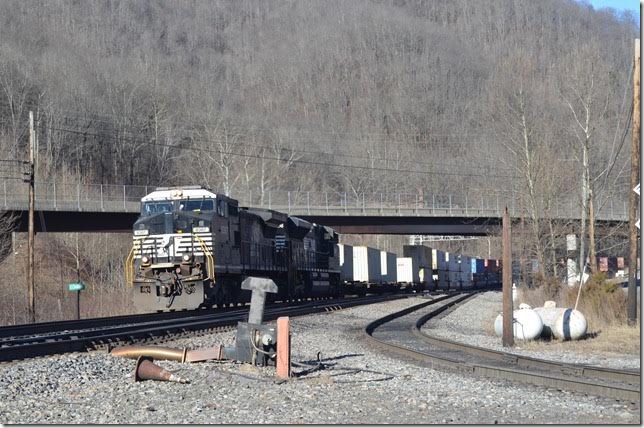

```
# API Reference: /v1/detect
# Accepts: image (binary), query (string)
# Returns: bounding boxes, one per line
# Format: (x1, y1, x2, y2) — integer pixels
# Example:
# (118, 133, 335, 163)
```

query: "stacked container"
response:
(337, 243, 354, 282)
(472, 258, 487, 286)
(352, 246, 382, 284)
(402, 245, 435, 290)
(380, 251, 397, 283)
(396, 257, 417, 283)
(459, 255, 472, 289)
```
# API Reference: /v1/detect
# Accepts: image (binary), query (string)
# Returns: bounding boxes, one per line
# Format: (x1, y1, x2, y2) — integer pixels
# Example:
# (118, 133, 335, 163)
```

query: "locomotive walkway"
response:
(0, 181, 629, 234)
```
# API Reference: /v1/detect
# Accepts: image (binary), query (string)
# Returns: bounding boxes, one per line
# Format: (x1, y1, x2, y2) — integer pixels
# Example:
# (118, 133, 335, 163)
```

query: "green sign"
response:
(68, 282, 86, 292)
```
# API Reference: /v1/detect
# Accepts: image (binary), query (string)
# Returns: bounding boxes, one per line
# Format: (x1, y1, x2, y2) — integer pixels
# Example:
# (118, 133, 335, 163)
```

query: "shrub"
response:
(517, 272, 634, 331)
(562, 273, 630, 329)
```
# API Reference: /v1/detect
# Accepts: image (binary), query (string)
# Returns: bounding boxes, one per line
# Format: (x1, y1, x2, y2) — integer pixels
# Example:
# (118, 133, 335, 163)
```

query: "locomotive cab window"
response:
(179, 198, 214, 212)
(142, 201, 173, 215)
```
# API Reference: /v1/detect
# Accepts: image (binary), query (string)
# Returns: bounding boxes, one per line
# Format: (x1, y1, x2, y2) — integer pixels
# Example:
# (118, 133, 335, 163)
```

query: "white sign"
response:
(636, 183, 640, 229)
(566, 234, 577, 251)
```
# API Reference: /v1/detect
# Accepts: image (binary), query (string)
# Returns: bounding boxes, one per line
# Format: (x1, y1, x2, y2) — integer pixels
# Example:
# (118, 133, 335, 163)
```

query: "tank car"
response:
(125, 186, 341, 312)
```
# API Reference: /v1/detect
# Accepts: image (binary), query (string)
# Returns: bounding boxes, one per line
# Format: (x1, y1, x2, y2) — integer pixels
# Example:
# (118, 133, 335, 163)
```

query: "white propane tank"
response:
(493, 309, 544, 340)
(533, 307, 566, 338)
(553, 308, 587, 340)
(518, 303, 532, 310)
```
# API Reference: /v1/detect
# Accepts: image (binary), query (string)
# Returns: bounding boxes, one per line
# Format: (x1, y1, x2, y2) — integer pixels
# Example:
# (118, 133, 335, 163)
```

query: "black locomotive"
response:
(125, 186, 341, 312)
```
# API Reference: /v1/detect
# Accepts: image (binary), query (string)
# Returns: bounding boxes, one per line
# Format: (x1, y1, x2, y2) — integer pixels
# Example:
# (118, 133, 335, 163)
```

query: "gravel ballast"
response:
(0, 295, 639, 424)
(425, 291, 641, 370)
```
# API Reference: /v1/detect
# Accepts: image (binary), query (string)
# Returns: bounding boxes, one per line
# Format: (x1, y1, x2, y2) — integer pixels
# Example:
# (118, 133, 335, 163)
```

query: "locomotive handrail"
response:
(125, 236, 153, 285)
(124, 245, 136, 285)
(192, 233, 215, 282)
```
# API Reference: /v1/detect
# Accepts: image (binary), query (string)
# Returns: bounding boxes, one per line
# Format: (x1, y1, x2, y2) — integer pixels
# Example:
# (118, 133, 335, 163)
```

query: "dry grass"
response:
(519, 323, 640, 356)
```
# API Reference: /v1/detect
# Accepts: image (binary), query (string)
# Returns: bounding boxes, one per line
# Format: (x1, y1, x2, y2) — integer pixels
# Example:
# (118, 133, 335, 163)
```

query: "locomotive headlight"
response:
(193, 226, 209, 233)
(134, 229, 149, 236)
(182, 254, 192, 262)
(141, 256, 150, 266)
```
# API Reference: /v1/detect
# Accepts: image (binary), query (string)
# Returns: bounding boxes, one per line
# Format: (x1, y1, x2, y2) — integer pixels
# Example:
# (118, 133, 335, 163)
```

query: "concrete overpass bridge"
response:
(0, 181, 629, 235)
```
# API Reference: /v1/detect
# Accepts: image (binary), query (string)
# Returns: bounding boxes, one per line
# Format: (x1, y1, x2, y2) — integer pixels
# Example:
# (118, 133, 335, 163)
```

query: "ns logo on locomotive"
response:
(125, 186, 342, 313)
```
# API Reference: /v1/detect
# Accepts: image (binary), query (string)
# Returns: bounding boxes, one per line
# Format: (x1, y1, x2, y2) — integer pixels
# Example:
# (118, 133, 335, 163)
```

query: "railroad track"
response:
(0, 293, 411, 363)
(365, 293, 640, 402)
(0, 295, 350, 340)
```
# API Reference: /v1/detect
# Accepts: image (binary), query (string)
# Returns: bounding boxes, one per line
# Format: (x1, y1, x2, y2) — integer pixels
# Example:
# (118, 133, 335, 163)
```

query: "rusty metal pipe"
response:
(110, 345, 188, 363)
(134, 356, 189, 384)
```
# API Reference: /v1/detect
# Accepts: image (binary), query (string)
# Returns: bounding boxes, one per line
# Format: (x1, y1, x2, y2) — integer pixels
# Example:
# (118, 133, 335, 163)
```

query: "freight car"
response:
(125, 186, 341, 312)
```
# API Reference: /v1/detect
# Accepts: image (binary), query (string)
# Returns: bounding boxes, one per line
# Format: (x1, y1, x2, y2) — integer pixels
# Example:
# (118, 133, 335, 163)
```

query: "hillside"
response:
(0, 0, 637, 319)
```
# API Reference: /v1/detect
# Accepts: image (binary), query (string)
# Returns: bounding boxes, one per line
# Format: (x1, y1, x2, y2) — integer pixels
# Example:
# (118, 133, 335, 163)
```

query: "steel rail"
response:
(0, 293, 409, 362)
(0, 294, 368, 340)
(365, 293, 640, 402)
(413, 310, 640, 386)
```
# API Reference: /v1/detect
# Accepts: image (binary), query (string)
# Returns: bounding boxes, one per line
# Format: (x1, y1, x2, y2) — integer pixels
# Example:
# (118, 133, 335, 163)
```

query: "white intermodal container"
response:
(352, 246, 382, 283)
(337, 243, 354, 282)
(381, 251, 397, 283)
(396, 257, 415, 283)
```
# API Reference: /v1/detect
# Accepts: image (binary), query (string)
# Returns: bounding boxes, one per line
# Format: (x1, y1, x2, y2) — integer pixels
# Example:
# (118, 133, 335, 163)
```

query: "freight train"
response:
(125, 186, 501, 313)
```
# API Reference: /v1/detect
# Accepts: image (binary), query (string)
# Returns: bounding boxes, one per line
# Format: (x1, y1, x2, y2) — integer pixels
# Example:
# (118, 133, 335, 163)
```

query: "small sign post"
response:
(68, 282, 85, 320)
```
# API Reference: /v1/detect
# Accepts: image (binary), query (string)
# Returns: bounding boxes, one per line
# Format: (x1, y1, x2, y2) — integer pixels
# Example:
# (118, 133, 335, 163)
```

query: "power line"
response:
(45, 125, 521, 180)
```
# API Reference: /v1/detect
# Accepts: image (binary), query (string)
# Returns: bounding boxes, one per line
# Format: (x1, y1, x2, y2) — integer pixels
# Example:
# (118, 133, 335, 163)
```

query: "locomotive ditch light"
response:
(141, 256, 151, 266)
(182, 254, 192, 263)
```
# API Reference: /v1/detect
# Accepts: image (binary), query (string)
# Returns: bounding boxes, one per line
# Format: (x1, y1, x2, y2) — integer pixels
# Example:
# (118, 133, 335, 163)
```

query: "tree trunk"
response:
(588, 191, 597, 273)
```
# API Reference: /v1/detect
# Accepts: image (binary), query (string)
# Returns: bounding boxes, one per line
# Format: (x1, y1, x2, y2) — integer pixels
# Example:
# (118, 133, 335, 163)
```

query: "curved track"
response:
(365, 293, 640, 402)
(1, 293, 409, 362)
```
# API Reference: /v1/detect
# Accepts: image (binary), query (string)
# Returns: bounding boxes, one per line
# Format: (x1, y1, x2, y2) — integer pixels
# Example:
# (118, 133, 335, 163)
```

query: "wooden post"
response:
(27, 111, 35, 323)
(276, 316, 291, 379)
(502, 206, 514, 347)
(628, 38, 640, 326)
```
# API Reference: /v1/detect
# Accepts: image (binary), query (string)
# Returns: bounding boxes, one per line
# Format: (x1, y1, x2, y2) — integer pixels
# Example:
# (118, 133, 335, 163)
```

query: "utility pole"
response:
(502, 206, 514, 347)
(75, 234, 80, 320)
(627, 39, 640, 326)
(27, 111, 35, 323)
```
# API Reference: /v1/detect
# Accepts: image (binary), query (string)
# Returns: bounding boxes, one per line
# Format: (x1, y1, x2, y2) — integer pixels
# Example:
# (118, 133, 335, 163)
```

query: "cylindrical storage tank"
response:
(533, 307, 566, 338)
(494, 309, 543, 340)
(553, 308, 587, 340)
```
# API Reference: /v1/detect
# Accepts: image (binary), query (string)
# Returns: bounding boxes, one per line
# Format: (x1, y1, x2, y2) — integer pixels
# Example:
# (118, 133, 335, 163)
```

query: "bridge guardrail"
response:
(0, 180, 629, 222)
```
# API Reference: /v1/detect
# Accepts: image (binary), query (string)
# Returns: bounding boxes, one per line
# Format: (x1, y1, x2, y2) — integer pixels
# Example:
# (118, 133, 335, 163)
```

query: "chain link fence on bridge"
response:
(0, 180, 629, 221)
